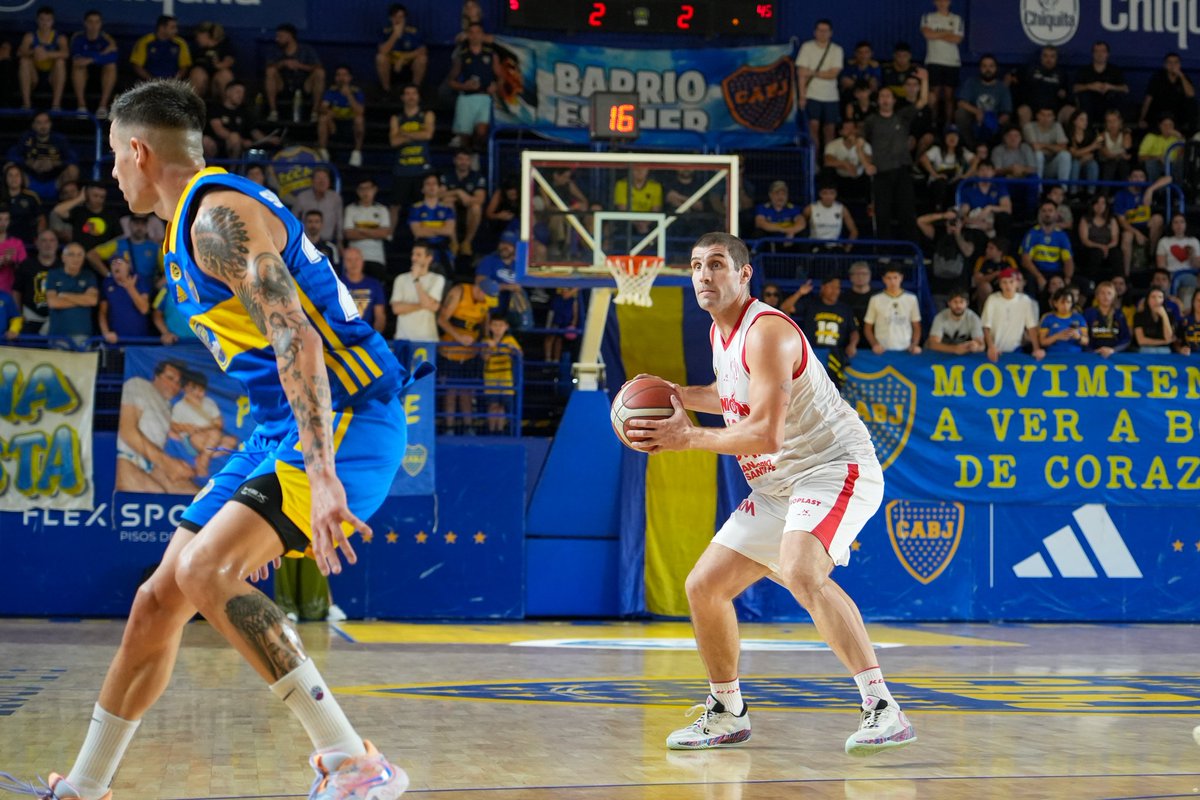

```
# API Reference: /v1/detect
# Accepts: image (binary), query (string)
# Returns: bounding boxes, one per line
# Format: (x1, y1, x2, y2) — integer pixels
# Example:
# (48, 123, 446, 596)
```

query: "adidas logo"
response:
(1012, 505, 1142, 579)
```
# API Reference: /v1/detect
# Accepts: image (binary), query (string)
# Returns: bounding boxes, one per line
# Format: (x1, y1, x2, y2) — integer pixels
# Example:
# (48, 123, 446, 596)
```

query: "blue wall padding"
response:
(526, 538, 620, 617)
(617, 447, 649, 616)
(526, 390, 623, 539)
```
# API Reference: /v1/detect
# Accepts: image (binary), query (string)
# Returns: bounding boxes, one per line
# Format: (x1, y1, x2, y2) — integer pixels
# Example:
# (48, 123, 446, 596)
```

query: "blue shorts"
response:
(805, 99, 841, 126)
(180, 394, 406, 556)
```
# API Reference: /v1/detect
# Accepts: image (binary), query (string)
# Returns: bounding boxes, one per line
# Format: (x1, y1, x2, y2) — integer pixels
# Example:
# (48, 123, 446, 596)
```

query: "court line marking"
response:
(162, 772, 1200, 800)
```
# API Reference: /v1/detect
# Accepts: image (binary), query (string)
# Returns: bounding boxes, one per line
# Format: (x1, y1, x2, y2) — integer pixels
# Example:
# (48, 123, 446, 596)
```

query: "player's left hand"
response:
(309, 476, 369, 576)
(627, 395, 692, 454)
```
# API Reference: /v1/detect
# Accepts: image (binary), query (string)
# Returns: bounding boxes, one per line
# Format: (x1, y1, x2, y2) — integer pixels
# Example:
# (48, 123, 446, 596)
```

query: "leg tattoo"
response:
(225, 592, 307, 680)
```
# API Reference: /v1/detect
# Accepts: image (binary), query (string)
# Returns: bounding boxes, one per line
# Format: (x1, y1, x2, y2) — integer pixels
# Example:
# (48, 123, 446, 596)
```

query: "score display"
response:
(506, 1, 776, 37)
(590, 92, 640, 140)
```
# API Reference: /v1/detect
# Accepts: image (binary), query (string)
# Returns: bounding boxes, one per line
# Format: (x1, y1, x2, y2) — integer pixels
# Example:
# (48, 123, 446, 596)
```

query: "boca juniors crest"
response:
(886, 500, 963, 585)
(842, 364, 916, 471)
(721, 57, 795, 133)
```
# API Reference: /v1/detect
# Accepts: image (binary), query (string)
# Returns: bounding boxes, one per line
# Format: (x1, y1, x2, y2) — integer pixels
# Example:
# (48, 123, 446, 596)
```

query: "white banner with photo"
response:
(0, 346, 97, 511)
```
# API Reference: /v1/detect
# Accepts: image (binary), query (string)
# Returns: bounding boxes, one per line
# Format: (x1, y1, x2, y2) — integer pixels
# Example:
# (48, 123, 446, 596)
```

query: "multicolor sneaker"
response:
(844, 697, 916, 757)
(308, 740, 408, 800)
(0, 772, 111, 800)
(665, 696, 751, 750)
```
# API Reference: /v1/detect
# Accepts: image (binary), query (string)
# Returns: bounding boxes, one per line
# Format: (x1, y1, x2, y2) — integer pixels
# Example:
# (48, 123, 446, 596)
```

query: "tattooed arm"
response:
(190, 191, 369, 576)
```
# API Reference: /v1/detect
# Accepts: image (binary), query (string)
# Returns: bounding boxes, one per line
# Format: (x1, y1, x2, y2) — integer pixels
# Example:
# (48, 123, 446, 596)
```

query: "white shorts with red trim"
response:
(712, 461, 883, 571)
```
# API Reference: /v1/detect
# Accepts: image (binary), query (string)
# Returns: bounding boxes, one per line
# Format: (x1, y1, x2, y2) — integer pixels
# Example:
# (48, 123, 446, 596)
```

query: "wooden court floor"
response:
(1, 619, 1198, 799)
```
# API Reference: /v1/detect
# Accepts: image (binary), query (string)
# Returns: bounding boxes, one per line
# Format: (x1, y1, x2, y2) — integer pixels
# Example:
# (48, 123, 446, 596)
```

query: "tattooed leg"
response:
(225, 592, 307, 680)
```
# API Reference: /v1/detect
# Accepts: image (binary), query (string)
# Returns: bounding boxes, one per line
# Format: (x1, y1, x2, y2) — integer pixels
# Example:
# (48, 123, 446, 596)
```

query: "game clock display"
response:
(590, 92, 640, 140)
(506, 0, 776, 37)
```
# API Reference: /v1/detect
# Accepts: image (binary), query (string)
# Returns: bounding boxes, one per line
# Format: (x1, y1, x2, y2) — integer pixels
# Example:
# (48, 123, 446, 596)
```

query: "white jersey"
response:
(809, 201, 845, 241)
(713, 299, 877, 495)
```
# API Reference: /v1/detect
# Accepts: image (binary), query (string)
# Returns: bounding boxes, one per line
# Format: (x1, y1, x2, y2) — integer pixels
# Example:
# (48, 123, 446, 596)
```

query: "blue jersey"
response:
(1040, 311, 1087, 354)
(1020, 227, 1073, 276)
(163, 168, 404, 440)
(70, 31, 118, 66)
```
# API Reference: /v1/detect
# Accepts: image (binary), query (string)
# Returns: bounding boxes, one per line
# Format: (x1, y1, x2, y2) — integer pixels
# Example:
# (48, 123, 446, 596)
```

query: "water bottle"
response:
(292, 89, 302, 123)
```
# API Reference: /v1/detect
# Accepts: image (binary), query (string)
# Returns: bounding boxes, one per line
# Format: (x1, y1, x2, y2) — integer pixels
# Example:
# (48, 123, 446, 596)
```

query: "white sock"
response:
(853, 666, 896, 706)
(65, 703, 140, 800)
(270, 658, 365, 756)
(709, 677, 744, 715)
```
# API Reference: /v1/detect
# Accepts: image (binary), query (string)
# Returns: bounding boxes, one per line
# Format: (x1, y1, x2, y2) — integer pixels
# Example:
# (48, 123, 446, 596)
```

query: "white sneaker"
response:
(665, 696, 751, 750)
(286, 611, 299, 623)
(317, 147, 330, 162)
(348, 150, 363, 167)
(326, 604, 348, 622)
(844, 697, 916, 756)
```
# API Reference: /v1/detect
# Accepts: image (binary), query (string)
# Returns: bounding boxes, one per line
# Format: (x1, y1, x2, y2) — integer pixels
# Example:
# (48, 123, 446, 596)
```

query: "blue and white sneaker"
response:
(844, 697, 916, 756)
(308, 740, 408, 799)
(666, 695, 751, 750)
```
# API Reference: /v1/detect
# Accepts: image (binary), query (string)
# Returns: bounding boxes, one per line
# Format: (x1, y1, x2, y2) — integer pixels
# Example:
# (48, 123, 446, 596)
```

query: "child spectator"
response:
(1084, 280, 1131, 357)
(1039, 287, 1088, 354)
(972, 236, 1017, 307)
(99, 255, 151, 342)
(481, 315, 520, 434)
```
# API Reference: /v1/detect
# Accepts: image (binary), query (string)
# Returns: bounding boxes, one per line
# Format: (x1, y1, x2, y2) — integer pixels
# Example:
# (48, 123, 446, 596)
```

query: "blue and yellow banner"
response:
(0, 346, 97, 511)
(493, 37, 797, 148)
(844, 353, 1200, 508)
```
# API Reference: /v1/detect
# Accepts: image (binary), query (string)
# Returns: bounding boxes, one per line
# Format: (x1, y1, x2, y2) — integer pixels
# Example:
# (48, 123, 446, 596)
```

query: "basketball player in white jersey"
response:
(629, 232, 915, 755)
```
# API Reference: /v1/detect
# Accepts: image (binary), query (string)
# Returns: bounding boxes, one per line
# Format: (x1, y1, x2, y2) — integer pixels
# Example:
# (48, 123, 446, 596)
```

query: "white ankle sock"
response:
(270, 658, 365, 756)
(854, 666, 896, 706)
(65, 703, 140, 800)
(709, 677, 744, 715)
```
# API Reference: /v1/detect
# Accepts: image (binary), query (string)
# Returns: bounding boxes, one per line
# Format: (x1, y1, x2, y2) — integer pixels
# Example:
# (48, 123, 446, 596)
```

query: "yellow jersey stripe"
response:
(165, 166, 229, 257)
(349, 345, 384, 379)
(293, 407, 354, 452)
(296, 287, 370, 387)
(323, 352, 358, 394)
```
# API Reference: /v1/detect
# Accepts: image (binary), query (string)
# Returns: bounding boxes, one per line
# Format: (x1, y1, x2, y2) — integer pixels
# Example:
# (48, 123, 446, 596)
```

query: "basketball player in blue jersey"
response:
(0, 81, 412, 800)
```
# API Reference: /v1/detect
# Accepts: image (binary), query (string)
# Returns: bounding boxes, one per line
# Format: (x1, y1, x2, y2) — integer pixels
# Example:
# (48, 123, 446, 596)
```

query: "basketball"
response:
(611, 376, 680, 449)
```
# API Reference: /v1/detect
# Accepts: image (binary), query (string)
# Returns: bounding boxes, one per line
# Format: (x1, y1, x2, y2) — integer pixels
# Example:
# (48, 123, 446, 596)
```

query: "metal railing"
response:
(2, 336, 523, 437)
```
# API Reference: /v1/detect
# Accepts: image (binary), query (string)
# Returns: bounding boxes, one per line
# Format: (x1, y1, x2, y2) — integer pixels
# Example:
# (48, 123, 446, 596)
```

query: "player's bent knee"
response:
(780, 564, 827, 609)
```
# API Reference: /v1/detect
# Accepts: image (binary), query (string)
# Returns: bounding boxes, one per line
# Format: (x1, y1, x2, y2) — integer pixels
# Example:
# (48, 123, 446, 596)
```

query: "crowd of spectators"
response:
(0, 2, 1198, 437)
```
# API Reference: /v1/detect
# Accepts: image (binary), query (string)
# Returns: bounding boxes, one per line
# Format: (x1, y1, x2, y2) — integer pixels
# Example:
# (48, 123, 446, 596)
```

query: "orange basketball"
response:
(610, 377, 680, 449)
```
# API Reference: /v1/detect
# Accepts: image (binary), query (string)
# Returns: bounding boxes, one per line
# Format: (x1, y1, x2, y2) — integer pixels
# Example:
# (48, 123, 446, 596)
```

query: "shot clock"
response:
(506, 1, 776, 37)
(590, 92, 640, 140)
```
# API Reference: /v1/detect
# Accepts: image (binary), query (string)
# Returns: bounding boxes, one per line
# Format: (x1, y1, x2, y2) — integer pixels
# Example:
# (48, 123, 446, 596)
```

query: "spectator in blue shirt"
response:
(88, 213, 161, 284)
(754, 180, 807, 240)
(1084, 280, 1131, 357)
(448, 22, 496, 153)
(441, 149, 487, 256)
(1039, 288, 1088, 353)
(99, 255, 151, 342)
(839, 40, 881, 104)
(954, 54, 1012, 147)
(7, 112, 80, 203)
(129, 15, 190, 82)
(339, 246, 386, 333)
(316, 65, 366, 167)
(409, 173, 457, 259)
(1020, 199, 1075, 289)
(0, 287, 22, 339)
(46, 241, 97, 341)
(376, 3, 428, 93)
(70, 10, 118, 117)
(958, 159, 1011, 240)
(474, 229, 519, 315)
(1114, 169, 1170, 276)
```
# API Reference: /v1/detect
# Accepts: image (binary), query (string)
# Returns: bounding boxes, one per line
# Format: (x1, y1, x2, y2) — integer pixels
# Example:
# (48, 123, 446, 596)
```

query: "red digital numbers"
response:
(609, 103, 636, 133)
(756, 3, 773, 17)
(588, 2, 607, 27)
(509, 0, 519, 8)
(677, 4, 694, 29)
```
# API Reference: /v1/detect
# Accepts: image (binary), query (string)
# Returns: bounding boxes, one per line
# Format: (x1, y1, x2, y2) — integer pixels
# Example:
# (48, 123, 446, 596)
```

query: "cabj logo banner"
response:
(117, 347, 254, 496)
(844, 353, 1200, 507)
(0, 346, 97, 511)
(493, 37, 796, 147)
(389, 341, 435, 497)
(969, 0, 1200, 66)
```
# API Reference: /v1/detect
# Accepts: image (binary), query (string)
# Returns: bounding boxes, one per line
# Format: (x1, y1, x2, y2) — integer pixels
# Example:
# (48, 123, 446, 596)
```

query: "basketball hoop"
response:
(605, 254, 666, 307)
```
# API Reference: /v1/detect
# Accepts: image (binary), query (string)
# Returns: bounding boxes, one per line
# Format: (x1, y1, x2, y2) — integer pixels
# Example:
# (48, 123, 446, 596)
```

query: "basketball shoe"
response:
(308, 740, 408, 799)
(665, 695, 751, 750)
(844, 696, 916, 756)
(0, 772, 110, 800)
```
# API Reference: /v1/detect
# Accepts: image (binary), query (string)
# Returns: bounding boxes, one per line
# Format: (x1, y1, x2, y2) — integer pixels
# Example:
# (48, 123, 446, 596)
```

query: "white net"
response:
(605, 255, 666, 307)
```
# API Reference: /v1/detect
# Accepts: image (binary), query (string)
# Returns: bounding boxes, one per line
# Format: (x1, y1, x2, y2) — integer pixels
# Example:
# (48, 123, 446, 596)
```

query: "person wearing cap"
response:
(971, 236, 1017, 307)
(982, 267, 1044, 362)
(475, 230, 519, 316)
(754, 180, 806, 245)
(88, 212, 161, 284)
(438, 277, 499, 434)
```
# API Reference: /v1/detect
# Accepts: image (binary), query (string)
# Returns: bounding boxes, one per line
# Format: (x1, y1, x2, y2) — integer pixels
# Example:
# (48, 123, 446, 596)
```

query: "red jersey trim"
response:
(810, 463, 861, 550)
(740, 309, 809, 379)
(719, 298, 756, 350)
